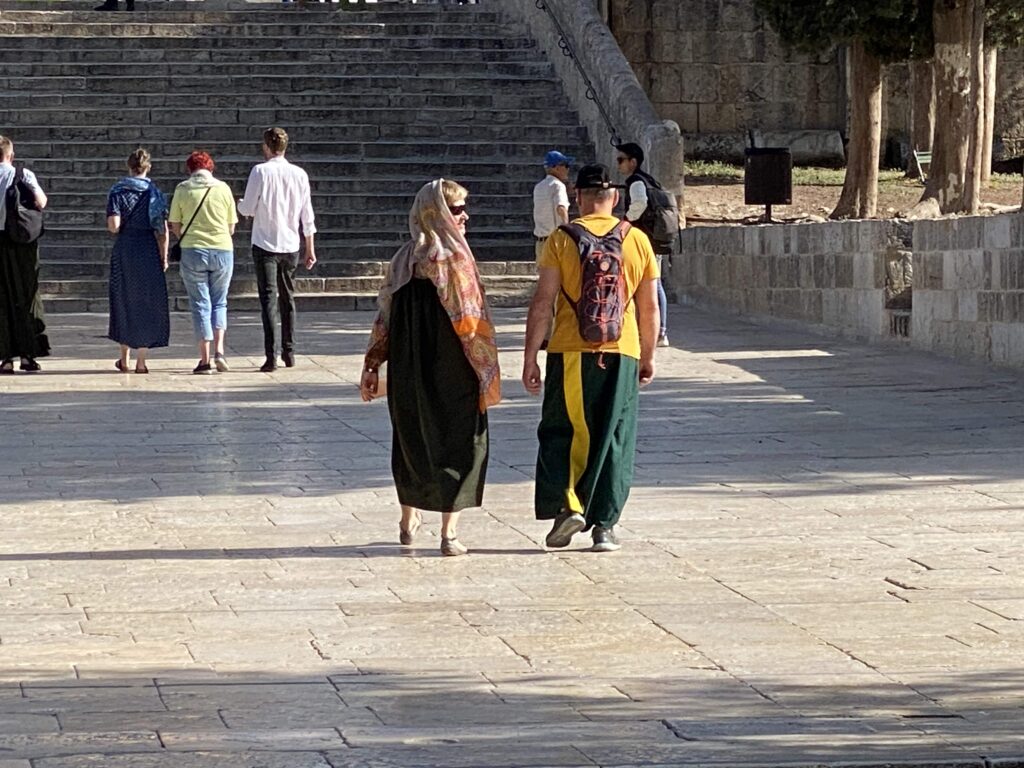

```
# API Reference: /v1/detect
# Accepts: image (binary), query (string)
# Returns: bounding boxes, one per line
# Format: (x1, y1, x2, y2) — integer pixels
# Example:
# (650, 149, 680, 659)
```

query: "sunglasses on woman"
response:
(449, 204, 467, 216)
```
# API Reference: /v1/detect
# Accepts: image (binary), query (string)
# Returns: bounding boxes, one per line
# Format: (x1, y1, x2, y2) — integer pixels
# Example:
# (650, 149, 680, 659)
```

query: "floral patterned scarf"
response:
(364, 180, 501, 411)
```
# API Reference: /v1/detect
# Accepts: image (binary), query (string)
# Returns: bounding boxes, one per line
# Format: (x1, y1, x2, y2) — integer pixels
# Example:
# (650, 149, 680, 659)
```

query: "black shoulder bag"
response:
(169, 187, 212, 263)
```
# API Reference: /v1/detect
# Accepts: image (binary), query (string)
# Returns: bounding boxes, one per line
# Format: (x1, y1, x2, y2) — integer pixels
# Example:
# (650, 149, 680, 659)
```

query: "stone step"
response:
(0, 7, 506, 21)
(1, 106, 580, 127)
(43, 286, 536, 314)
(0, 74, 558, 95)
(38, 258, 538, 280)
(44, 210, 536, 228)
(0, 33, 536, 50)
(34, 176, 572, 196)
(38, 239, 539, 263)
(0, 20, 525, 37)
(10, 123, 585, 144)
(1, 60, 555, 78)
(39, 272, 538, 298)
(2, 46, 543, 63)
(14, 139, 582, 161)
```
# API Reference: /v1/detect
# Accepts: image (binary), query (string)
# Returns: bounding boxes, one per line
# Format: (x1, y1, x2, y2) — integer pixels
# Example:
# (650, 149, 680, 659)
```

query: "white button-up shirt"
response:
(237, 155, 316, 254)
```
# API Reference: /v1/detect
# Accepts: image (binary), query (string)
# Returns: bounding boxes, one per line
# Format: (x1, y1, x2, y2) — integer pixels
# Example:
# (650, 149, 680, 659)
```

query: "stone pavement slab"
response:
(1, 307, 1024, 766)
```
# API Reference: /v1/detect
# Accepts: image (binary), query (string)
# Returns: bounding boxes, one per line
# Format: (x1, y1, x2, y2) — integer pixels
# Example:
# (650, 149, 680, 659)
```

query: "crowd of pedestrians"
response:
(2, 130, 671, 556)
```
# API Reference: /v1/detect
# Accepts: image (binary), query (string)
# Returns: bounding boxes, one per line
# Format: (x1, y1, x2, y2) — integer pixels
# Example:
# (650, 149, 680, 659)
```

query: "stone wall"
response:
(609, 0, 845, 136)
(670, 214, 1024, 370)
(610, 0, 1024, 158)
(671, 220, 904, 341)
(913, 215, 1024, 367)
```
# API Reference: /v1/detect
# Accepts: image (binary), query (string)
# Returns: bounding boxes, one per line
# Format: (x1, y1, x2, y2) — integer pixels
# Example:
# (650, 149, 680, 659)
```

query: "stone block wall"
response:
(672, 220, 900, 341)
(912, 215, 1024, 367)
(609, 0, 844, 135)
(671, 213, 1024, 370)
(610, 0, 1024, 156)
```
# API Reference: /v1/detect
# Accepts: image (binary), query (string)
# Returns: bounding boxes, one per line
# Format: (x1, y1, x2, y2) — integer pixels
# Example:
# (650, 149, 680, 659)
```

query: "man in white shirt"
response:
(617, 142, 670, 347)
(237, 127, 317, 373)
(532, 150, 572, 262)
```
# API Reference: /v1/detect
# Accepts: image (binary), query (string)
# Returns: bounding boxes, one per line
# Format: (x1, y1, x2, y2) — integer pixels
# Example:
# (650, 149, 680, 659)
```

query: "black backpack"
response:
(5, 167, 44, 244)
(635, 173, 679, 252)
(558, 220, 632, 345)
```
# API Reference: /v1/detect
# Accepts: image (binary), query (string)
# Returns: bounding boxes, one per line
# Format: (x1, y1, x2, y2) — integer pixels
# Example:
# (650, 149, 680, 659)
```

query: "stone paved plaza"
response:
(1, 306, 1024, 766)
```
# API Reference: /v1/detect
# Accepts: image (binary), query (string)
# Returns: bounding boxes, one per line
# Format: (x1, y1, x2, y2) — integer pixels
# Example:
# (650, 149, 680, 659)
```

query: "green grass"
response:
(685, 160, 1022, 187)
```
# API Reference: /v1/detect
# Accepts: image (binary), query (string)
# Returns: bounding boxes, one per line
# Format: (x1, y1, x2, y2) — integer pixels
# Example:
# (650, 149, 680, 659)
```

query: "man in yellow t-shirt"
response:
(522, 163, 660, 553)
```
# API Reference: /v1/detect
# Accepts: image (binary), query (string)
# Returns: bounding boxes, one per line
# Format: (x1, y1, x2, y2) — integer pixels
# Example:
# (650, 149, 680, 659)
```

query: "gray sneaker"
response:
(214, 354, 229, 373)
(591, 525, 621, 552)
(545, 510, 586, 548)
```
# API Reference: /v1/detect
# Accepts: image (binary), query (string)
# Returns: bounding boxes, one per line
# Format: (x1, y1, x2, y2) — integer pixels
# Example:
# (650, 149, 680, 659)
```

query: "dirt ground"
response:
(684, 169, 1024, 225)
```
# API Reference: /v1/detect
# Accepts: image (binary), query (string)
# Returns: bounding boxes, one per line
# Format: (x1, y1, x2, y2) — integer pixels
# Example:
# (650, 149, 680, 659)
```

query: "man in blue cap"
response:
(532, 150, 573, 262)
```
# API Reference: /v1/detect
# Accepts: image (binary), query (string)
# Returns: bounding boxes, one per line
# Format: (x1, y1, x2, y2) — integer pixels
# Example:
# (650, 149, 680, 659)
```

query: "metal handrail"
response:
(534, 0, 621, 146)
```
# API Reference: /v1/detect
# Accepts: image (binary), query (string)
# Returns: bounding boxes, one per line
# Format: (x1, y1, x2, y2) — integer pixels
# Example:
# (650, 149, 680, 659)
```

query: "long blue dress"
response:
(107, 177, 170, 349)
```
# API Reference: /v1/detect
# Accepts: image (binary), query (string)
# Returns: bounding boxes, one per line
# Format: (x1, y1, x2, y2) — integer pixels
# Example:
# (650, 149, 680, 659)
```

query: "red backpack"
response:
(558, 220, 631, 345)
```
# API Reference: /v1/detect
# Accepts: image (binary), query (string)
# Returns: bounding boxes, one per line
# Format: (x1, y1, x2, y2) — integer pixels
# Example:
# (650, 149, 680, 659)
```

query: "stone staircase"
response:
(0, 0, 594, 311)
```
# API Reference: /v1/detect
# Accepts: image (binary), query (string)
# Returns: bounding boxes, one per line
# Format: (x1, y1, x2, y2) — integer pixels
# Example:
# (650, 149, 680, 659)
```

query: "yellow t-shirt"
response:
(539, 214, 659, 359)
(169, 177, 238, 251)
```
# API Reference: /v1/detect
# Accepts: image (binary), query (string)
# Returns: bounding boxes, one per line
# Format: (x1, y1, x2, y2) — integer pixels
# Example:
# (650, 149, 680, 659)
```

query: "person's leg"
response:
(118, 344, 130, 370)
(656, 254, 668, 342)
(252, 246, 280, 367)
(440, 511, 466, 556)
(208, 249, 233, 367)
(277, 252, 299, 365)
(399, 504, 422, 545)
(180, 250, 214, 366)
(134, 347, 148, 373)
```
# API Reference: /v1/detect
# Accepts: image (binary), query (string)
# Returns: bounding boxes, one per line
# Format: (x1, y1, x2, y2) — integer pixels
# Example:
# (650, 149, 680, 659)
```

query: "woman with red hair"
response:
(169, 151, 238, 374)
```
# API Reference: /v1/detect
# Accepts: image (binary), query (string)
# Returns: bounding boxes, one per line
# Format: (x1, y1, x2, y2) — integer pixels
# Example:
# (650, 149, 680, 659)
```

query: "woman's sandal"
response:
(440, 537, 468, 557)
(115, 360, 130, 373)
(19, 358, 40, 373)
(135, 365, 149, 374)
(399, 512, 422, 546)
(0, 359, 13, 375)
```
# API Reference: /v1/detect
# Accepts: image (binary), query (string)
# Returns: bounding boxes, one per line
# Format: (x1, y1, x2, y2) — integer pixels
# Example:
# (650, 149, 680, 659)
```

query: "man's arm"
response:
(635, 277, 659, 386)
(300, 175, 317, 269)
(236, 167, 260, 218)
(522, 264, 561, 395)
(625, 180, 647, 222)
(556, 182, 569, 225)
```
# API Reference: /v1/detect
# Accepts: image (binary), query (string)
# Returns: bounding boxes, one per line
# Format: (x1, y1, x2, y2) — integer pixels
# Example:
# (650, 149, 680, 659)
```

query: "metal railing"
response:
(534, 0, 621, 146)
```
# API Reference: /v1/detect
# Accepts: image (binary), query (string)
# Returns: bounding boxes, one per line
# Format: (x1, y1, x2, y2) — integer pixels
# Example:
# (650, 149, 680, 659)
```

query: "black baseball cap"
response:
(574, 163, 623, 190)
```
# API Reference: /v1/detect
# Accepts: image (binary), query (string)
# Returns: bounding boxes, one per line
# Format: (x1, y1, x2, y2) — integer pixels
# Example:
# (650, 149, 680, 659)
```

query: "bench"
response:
(913, 149, 932, 182)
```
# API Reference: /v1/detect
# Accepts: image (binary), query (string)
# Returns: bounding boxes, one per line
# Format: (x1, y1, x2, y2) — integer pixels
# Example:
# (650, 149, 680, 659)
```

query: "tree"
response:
(753, 0, 932, 219)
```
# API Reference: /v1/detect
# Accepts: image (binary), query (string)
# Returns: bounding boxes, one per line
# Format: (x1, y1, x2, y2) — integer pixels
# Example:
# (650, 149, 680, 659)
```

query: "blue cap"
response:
(544, 150, 574, 168)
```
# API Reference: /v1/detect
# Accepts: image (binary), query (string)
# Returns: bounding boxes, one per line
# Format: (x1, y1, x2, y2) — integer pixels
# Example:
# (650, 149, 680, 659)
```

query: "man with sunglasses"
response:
(616, 142, 672, 348)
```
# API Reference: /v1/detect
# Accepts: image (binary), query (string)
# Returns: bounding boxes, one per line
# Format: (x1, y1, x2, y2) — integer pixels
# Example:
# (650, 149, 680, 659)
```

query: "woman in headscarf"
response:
(106, 147, 170, 374)
(360, 179, 501, 557)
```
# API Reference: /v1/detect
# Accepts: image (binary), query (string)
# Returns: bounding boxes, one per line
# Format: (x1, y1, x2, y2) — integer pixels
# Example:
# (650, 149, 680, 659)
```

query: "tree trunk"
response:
(907, 58, 935, 179)
(918, 0, 975, 214)
(832, 41, 882, 219)
(963, 0, 986, 213)
(982, 45, 997, 183)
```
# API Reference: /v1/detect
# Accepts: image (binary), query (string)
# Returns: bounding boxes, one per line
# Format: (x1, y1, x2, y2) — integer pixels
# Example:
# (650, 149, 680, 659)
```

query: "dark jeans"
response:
(253, 245, 299, 361)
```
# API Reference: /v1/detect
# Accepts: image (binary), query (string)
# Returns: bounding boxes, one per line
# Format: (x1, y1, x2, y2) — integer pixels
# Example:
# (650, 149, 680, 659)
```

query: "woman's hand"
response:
(360, 369, 380, 402)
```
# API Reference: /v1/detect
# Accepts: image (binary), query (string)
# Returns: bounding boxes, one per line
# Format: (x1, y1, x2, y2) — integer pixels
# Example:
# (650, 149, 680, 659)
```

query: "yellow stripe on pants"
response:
(562, 351, 590, 515)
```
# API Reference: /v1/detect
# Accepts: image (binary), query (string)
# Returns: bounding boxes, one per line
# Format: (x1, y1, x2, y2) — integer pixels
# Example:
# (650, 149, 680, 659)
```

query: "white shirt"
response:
(626, 180, 648, 222)
(532, 174, 569, 237)
(0, 162, 43, 232)
(237, 155, 316, 253)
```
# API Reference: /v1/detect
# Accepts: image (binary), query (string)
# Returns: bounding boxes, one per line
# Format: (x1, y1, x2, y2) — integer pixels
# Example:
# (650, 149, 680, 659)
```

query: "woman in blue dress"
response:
(106, 148, 170, 373)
